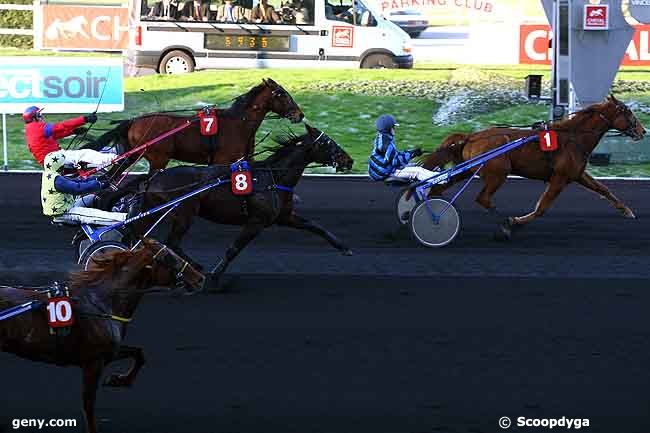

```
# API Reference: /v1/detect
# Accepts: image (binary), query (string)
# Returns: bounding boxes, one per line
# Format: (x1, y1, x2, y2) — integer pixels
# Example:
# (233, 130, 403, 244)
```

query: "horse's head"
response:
(262, 78, 304, 123)
(303, 123, 354, 172)
(136, 239, 205, 290)
(75, 239, 205, 292)
(603, 95, 646, 141)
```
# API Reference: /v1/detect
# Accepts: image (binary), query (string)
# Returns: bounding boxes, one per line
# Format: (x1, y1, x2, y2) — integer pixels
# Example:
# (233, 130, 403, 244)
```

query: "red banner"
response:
(520, 24, 650, 66)
(42, 5, 129, 51)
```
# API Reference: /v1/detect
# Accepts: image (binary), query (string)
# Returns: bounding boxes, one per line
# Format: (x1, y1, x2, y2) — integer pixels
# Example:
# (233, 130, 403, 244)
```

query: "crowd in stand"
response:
(142, 0, 312, 24)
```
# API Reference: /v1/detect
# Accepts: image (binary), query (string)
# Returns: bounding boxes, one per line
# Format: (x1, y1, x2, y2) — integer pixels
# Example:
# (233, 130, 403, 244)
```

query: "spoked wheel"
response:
(79, 240, 129, 271)
(395, 187, 430, 226)
(73, 229, 125, 264)
(409, 198, 460, 247)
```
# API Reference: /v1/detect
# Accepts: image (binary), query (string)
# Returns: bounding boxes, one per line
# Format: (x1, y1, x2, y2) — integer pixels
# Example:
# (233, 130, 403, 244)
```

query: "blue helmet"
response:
(22, 106, 43, 123)
(375, 114, 399, 133)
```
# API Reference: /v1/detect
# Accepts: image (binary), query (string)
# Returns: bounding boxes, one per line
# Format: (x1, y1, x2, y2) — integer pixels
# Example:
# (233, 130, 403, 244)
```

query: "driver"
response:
(41, 150, 127, 226)
(23, 105, 116, 169)
(368, 114, 435, 182)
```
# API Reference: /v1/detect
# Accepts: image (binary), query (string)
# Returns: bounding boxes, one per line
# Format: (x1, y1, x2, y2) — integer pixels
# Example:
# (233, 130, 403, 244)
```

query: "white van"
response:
(129, 0, 413, 73)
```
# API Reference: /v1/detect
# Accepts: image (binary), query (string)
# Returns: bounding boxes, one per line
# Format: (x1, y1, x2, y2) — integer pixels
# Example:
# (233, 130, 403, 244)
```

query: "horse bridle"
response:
(597, 102, 641, 138)
(151, 244, 203, 290)
(312, 131, 342, 169)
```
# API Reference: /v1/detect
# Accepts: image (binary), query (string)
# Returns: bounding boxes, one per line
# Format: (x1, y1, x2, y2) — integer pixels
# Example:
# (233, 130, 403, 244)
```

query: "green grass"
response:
(3, 65, 650, 176)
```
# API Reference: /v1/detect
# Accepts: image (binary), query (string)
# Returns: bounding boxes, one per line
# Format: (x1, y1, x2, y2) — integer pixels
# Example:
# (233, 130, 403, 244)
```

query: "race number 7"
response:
(46, 297, 75, 328)
(202, 117, 214, 133)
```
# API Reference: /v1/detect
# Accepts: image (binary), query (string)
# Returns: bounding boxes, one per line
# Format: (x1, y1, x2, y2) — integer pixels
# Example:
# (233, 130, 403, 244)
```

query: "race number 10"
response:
(46, 297, 75, 328)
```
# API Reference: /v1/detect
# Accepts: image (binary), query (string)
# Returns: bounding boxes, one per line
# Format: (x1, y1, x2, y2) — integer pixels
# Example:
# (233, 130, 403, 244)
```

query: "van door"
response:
(320, 0, 377, 65)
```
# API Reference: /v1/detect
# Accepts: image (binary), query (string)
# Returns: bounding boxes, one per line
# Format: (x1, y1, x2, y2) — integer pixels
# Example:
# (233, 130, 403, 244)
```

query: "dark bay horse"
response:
(0, 239, 204, 433)
(421, 95, 646, 238)
(94, 78, 304, 172)
(130, 124, 354, 290)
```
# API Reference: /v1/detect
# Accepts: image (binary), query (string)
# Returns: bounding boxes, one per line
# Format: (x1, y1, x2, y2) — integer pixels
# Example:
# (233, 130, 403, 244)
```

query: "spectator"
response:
(148, 0, 179, 19)
(180, 0, 208, 20)
(216, 0, 248, 22)
(250, 0, 279, 23)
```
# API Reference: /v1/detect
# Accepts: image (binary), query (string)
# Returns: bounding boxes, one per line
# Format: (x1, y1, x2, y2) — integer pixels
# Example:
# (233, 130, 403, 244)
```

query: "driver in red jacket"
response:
(23, 105, 116, 168)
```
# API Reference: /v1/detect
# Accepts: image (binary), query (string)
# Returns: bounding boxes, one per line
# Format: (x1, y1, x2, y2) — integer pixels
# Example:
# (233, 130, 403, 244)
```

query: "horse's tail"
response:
(80, 119, 131, 153)
(421, 132, 469, 170)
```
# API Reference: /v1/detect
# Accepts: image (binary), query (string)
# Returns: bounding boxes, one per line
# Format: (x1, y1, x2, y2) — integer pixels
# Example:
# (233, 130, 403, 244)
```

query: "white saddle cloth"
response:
(53, 207, 126, 226)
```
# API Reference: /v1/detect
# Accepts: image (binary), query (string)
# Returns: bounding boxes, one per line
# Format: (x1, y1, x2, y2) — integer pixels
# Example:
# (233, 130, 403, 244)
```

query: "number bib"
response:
(199, 108, 218, 136)
(46, 297, 75, 328)
(231, 161, 253, 196)
(539, 130, 558, 152)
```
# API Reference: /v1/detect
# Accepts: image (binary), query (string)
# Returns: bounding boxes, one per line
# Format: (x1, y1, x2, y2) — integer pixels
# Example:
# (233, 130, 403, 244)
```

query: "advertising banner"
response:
(0, 57, 124, 114)
(520, 24, 650, 66)
(41, 5, 129, 51)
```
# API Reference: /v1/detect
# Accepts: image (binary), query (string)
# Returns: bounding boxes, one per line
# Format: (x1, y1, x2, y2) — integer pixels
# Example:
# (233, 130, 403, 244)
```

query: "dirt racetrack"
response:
(1, 173, 649, 433)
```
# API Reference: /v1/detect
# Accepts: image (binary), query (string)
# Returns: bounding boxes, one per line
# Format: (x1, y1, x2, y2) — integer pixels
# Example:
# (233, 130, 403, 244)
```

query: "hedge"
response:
(0, 0, 32, 49)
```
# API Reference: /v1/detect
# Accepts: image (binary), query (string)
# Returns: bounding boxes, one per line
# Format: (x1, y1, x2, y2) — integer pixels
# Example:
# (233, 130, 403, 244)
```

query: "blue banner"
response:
(0, 57, 123, 114)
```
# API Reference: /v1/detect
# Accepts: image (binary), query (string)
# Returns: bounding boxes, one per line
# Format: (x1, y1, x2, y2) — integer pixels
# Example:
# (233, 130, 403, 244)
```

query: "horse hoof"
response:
(202, 273, 225, 293)
(342, 249, 353, 256)
(103, 374, 130, 388)
(623, 208, 636, 219)
(494, 223, 512, 241)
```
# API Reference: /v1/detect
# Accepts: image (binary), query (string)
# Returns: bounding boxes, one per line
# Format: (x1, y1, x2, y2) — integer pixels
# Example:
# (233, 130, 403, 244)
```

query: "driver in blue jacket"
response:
(368, 114, 436, 182)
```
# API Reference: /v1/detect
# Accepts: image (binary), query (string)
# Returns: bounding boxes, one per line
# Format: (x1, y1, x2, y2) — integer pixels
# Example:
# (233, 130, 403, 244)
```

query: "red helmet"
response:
(22, 106, 43, 123)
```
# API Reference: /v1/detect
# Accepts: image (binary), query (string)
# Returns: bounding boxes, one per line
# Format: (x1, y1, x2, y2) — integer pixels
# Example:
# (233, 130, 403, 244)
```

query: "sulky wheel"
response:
(74, 229, 125, 264)
(409, 198, 460, 247)
(79, 240, 129, 271)
(395, 187, 430, 226)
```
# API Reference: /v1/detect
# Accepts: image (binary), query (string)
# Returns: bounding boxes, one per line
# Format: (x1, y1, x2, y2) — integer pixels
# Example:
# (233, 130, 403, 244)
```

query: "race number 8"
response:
(235, 173, 248, 191)
(47, 298, 74, 327)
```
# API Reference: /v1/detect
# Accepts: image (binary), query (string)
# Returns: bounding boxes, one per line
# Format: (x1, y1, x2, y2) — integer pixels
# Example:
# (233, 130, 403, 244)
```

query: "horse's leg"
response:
(476, 171, 507, 212)
(577, 171, 636, 218)
(204, 220, 265, 291)
(103, 346, 145, 388)
(166, 210, 202, 271)
(277, 213, 352, 255)
(81, 359, 104, 433)
(500, 175, 568, 239)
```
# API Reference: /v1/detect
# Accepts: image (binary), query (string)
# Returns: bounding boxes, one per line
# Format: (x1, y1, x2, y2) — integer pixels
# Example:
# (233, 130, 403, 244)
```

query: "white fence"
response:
(0, 3, 34, 37)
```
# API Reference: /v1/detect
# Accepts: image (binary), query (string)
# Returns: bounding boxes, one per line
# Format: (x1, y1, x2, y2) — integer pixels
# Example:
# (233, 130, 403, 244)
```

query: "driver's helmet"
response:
(22, 106, 44, 124)
(375, 114, 399, 133)
(43, 150, 68, 172)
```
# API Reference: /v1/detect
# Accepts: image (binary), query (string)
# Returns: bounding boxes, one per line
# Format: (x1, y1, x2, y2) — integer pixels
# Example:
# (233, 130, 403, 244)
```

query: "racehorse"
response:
(91, 78, 304, 173)
(0, 239, 204, 433)
(130, 124, 354, 290)
(420, 95, 646, 239)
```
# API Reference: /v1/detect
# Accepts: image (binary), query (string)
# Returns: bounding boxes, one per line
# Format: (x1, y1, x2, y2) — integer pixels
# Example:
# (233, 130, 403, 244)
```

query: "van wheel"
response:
(361, 53, 398, 69)
(160, 50, 194, 74)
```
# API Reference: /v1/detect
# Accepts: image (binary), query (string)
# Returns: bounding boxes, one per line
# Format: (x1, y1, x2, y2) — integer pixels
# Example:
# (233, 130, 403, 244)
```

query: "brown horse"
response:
(421, 95, 646, 238)
(93, 78, 304, 172)
(0, 239, 204, 433)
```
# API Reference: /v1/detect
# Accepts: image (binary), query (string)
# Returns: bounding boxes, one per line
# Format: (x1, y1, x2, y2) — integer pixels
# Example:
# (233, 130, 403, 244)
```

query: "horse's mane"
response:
(221, 81, 268, 116)
(68, 248, 145, 289)
(258, 130, 306, 164)
(550, 99, 610, 131)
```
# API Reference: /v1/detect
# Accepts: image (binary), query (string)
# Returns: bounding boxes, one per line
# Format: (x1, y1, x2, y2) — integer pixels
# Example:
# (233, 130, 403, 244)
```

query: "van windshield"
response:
(324, 0, 376, 26)
(140, 0, 314, 25)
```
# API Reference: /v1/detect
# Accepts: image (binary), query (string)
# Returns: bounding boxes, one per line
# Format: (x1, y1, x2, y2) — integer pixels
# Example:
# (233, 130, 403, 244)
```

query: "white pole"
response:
(2, 113, 8, 171)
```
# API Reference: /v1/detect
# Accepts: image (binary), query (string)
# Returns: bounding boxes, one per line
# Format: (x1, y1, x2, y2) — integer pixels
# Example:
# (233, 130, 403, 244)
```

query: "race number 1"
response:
(46, 297, 75, 328)
(539, 130, 558, 152)
(199, 108, 218, 136)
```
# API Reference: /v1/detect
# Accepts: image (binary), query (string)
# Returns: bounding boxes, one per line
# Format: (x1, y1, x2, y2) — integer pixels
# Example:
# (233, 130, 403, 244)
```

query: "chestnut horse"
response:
(421, 95, 646, 239)
(0, 239, 204, 433)
(92, 78, 304, 173)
